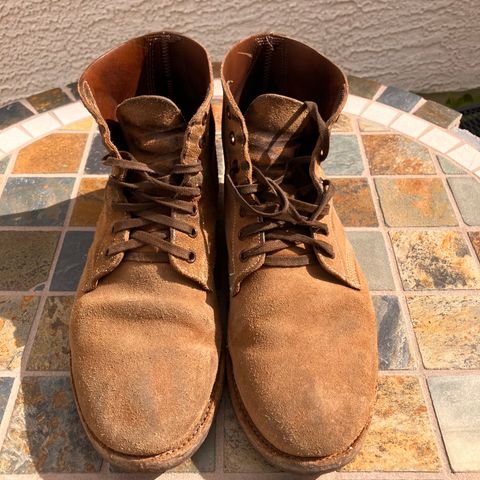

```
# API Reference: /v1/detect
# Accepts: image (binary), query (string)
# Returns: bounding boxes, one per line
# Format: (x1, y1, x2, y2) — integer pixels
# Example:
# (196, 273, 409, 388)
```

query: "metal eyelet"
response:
(189, 227, 197, 238)
(187, 251, 196, 263)
(229, 131, 236, 145)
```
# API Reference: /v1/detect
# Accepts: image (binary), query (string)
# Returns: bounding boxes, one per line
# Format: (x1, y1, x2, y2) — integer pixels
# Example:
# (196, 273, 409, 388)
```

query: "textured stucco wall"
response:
(1, 0, 479, 105)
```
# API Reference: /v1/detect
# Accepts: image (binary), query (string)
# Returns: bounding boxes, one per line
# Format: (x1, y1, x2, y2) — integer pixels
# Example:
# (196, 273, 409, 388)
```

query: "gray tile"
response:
(50, 231, 94, 291)
(0, 377, 14, 422)
(414, 100, 461, 129)
(437, 154, 466, 174)
(377, 86, 421, 112)
(347, 231, 395, 290)
(448, 177, 480, 225)
(323, 134, 364, 175)
(84, 134, 110, 174)
(428, 376, 480, 472)
(0, 155, 9, 174)
(0, 102, 34, 129)
(373, 295, 412, 370)
(347, 75, 381, 99)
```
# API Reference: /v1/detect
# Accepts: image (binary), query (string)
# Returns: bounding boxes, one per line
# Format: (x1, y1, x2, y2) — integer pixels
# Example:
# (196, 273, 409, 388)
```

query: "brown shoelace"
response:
(104, 151, 201, 263)
(230, 101, 335, 267)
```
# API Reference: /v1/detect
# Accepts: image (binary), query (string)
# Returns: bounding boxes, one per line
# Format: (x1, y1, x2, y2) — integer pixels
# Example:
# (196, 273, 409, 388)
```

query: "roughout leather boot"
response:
(69, 32, 223, 472)
(221, 33, 378, 473)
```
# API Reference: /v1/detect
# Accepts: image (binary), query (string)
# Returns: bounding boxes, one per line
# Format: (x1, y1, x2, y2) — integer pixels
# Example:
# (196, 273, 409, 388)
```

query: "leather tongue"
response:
(244, 93, 316, 176)
(116, 95, 186, 174)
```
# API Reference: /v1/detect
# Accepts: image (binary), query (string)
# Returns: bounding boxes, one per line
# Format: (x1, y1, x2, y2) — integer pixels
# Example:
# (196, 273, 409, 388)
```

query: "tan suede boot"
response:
(69, 32, 223, 472)
(221, 33, 378, 473)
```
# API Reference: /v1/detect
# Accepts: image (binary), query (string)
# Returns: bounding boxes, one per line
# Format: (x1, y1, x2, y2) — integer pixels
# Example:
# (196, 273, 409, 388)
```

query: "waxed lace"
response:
(104, 151, 201, 263)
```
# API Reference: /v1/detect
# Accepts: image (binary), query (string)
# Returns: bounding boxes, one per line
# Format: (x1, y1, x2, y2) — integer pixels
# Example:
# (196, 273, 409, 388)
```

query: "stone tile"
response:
(344, 376, 440, 471)
(347, 75, 381, 99)
(84, 133, 110, 174)
(0, 102, 33, 129)
(70, 177, 106, 226)
(469, 231, 480, 260)
(0, 155, 10, 174)
(22, 113, 61, 138)
(437, 154, 466, 174)
(347, 231, 395, 290)
(375, 178, 457, 227)
(0, 296, 40, 370)
(408, 295, 480, 369)
(27, 88, 71, 113)
(66, 82, 80, 101)
(361, 102, 398, 126)
(377, 86, 421, 112)
(363, 134, 435, 175)
(448, 177, 480, 225)
(50, 231, 94, 291)
(448, 144, 480, 171)
(224, 396, 278, 473)
(429, 376, 480, 472)
(0, 177, 75, 226)
(27, 296, 73, 371)
(323, 134, 364, 175)
(390, 230, 480, 290)
(344, 95, 369, 115)
(333, 178, 378, 227)
(61, 116, 93, 131)
(390, 114, 430, 138)
(0, 376, 102, 473)
(0, 377, 14, 422)
(211, 100, 222, 133)
(332, 113, 353, 132)
(52, 102, 90, 125)
(414, 100, 461, 128)
(0, 231, 60, 291)
(0, 126, 31, 154)
(420, 128, 460, 154)
(13, 133, 88, 173)
(373, 295, 412, 370)
(358, 117, 387, 132)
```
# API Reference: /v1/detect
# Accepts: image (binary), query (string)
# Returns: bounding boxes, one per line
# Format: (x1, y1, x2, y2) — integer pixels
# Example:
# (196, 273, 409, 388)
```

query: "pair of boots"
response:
(70, 31, 378, 474)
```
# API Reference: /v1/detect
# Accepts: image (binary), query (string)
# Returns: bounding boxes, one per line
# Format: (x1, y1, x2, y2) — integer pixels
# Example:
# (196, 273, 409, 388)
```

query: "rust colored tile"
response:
(61, 117, 94, 131)
(212, 100, 222, 133)
(14, 133, 88, 174)
(70, 177, 107, 226)
(27, 88, 71, 113)
(469, 231, 480, 261)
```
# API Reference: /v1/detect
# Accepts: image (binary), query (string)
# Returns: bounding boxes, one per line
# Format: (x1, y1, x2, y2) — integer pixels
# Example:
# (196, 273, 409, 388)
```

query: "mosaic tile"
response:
(0, 377, 14, 422)
(323, 134, 364, 175)
(414, 100, 461, 128)
(333, 178, 378, 227)
(408, 295, 480, 369)
(347, 75, 381, 99)
(224, 396, 278, 473)
(0, 177, 75, 226)
(0, 231, 60, 291)
(373, 295, 412, 370)
(344, 95, 368, 115)
(211, 100, 222, 133)
(362, 102, 398, 125)
(332, 113, 353, 132)
(344, 376, 440, 471)
(14, 133, 88, 173)
(375, 178, 457, 227)
(70, 177, 106, 226)
(429, 376, 480, 472)
(84, 133, 110, 174)
(66, 82, 80, 101)
(61, 116, 93, 131)
(50, 231, 94, 291)
(448, 177, 480, 226)
(358, 117, 387, 132)
(0, 155, 9, 173)
(0, 296, 40, 370)
(347, 231, 395, 290)
(390, 230, 480, 290)
(469, 231, 480, 260)
(377, 86, 421, 112)
(420, 128, 460, 154)
(449, 143, 480, 171)
(22, 113, 61, 138)
(390, 113, 430, 138)
(52, 102, 90, 125)
(0, 126, 31, 154)
(437, 154, 466, 174)
(363, 134, 435, 175)
(0, 102, 33, 129)
(27, 296, 73, 371)
(0, 376, 102, 473)
(26, 88, 71, 113)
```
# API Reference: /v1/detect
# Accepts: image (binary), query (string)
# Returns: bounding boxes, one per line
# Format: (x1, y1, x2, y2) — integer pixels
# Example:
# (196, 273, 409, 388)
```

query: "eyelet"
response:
(230, 159, 239, 175)
(105, 247, 111, 257)
(189, 227, 197, 238)
(226, 106, 231, 120)
(238, 231, 244, 240)
(198, 136, 205, 149)
(239, 251, 248, 262)
(229, 131, 236, 145)
(187, 251, 196, 263)
(190, 205, 198, 217)
(201, 112, 208, 125)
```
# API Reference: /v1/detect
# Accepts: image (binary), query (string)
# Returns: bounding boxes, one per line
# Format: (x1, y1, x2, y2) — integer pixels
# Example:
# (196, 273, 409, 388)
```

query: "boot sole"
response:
(227, 353, 372, 474)
(71, 350, 224, 473)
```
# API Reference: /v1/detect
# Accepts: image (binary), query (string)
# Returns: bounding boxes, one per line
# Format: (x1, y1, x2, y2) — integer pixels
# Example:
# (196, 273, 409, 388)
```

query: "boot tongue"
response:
(116, 95, 186, 174)
(244, 93, 316, 177)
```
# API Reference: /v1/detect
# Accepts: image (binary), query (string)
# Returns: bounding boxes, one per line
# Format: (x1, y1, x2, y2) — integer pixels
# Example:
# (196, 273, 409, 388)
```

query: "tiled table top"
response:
(0, 78, 480, 480)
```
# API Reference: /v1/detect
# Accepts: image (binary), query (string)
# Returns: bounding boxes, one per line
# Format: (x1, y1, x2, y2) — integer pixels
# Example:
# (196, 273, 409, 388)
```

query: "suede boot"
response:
(69, 32, 223, 472)
(221, 33, 378, 473)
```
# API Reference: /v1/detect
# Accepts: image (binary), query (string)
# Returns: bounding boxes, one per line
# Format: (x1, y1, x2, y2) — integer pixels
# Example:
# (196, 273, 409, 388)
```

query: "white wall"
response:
(1, 0, 478, 104)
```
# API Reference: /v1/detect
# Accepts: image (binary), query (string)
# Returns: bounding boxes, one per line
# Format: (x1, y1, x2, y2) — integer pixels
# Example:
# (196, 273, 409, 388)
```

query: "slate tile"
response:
(0, 177, 75, 226)
(332, 113, 353, 132)
(347, 75, 381, 99)
(84, 134, 110, 174)
(70, 177, 106, 226)
(448, 177, 480, 226)
(437, 154, 466, 174)
(347, 231, 395, 290)
(0, 155, 9, 174)
(469, 231, 480, 261)
(390, 230, 480, 290)
(377, 86, 421, 112)
(429, 376, 480, 472)
(363, 134, 435, 175)
(414, 100, 461, 129)
(323, 134, 364, 175)
(408, 295, 480, 369)
(0, 376, 102, 473)
(0, 231, 60, 291)
(26, 88, 71, 113)
(375, 178, 457, 226)
(50, 231, 94, 291)
(0, 102, 34, 129)
(0, 377, 14, 422)
(61, 117, 94, 131)
(0, 295, 40, 370)
(358, 117, 388, 132)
